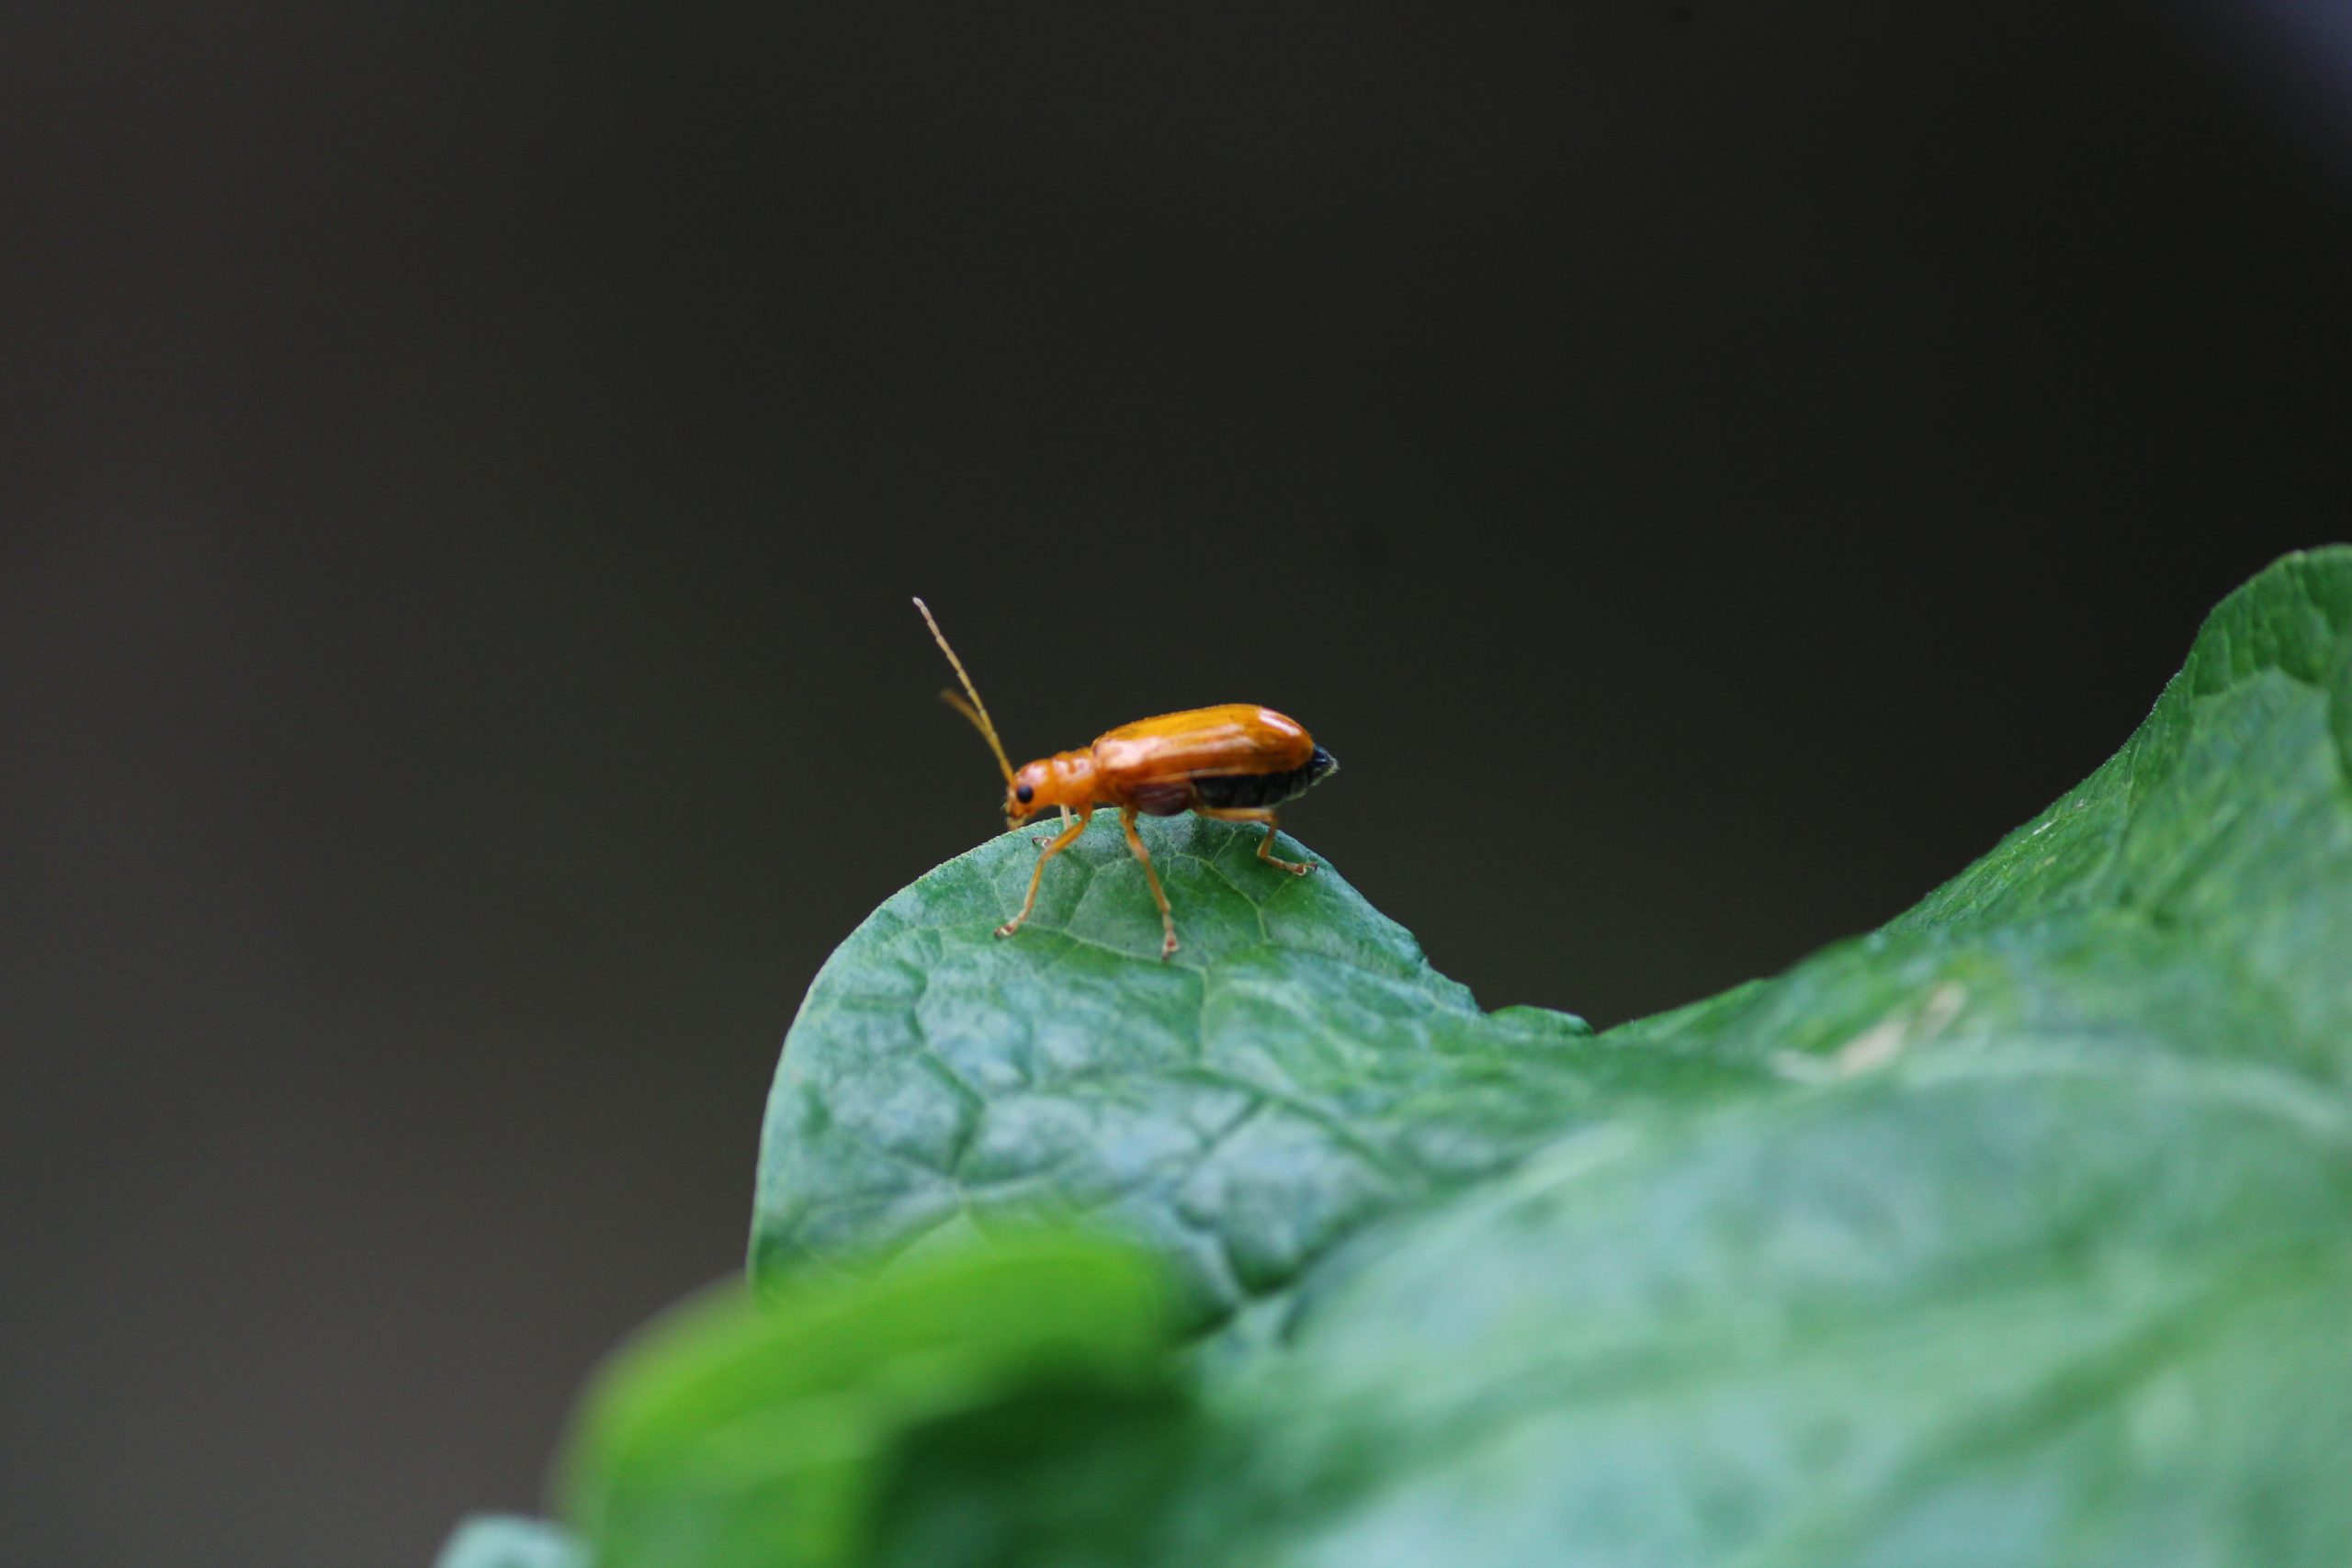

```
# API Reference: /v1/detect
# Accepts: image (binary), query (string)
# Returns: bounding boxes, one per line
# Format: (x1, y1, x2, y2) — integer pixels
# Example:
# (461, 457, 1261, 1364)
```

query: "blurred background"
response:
(5, 3, 2348, 1564)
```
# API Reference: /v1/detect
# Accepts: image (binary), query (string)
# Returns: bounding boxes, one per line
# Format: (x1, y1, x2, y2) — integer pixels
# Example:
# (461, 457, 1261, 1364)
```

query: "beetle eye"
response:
(1015, 783, 1035, 804)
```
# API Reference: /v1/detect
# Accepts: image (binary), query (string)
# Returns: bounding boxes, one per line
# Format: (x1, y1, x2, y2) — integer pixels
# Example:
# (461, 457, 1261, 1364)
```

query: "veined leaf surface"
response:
(577, 548, 2352, 1567)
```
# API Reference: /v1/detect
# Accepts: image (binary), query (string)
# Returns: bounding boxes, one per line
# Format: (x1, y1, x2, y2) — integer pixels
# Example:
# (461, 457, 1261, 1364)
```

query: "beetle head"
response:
(1002, 751, 1098, 829)
(1004, 761, 1052, 828)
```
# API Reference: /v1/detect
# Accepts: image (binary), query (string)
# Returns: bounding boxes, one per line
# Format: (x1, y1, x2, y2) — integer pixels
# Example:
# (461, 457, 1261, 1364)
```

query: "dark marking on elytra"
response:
(1191, 747, 1340, 811)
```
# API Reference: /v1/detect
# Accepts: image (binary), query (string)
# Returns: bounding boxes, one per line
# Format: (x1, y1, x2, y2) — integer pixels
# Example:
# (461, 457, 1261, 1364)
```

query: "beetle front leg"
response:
(1001, 807, 1091, 939)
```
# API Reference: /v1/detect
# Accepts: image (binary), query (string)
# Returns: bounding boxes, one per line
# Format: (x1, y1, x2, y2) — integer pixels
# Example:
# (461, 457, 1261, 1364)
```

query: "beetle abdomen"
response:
(1191, 745, 1339, 810)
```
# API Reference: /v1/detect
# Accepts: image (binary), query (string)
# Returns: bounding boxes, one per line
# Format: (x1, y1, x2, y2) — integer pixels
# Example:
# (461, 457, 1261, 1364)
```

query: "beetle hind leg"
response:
(1194, 807, 1314, 876)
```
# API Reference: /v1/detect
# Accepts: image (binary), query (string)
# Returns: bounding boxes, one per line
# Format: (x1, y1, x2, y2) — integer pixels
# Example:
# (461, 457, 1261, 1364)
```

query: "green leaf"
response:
(752, 811, 1764, 1328)
(701, 547, 2352, 1565)
(560, 1235, 1181, 1568)
(1208, 549, 2352, 1565)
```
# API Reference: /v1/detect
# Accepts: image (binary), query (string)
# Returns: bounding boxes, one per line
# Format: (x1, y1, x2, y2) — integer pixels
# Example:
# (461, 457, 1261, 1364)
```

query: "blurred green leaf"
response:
(560, 1235, 1181, 1568)
(570, 548, 2352, 1566)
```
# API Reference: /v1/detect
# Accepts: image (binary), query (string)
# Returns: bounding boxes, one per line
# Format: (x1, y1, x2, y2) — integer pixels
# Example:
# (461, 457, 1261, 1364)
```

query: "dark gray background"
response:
(6, 4, 2349, 1565)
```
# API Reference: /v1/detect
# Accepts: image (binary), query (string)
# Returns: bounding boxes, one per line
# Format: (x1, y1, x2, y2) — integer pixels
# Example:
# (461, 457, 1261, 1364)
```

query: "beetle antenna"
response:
(912, 597, 1015, 785)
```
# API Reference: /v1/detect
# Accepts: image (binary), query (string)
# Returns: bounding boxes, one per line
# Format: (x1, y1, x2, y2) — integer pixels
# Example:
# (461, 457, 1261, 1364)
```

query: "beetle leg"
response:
(1031, 805, 1075, 848)
(1194, 807, 1314, 876)
(1118, 807, 1181, 960)
(1001, 807, 1091, 939)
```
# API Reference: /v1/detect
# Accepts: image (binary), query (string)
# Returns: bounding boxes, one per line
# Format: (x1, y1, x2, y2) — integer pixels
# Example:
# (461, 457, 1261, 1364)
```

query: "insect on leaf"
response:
(589, 548, 2352, 1567)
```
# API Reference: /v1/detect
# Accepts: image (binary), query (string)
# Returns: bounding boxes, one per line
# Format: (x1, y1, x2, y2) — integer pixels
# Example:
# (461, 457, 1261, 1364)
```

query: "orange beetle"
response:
(915, 598, 1338, 959)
